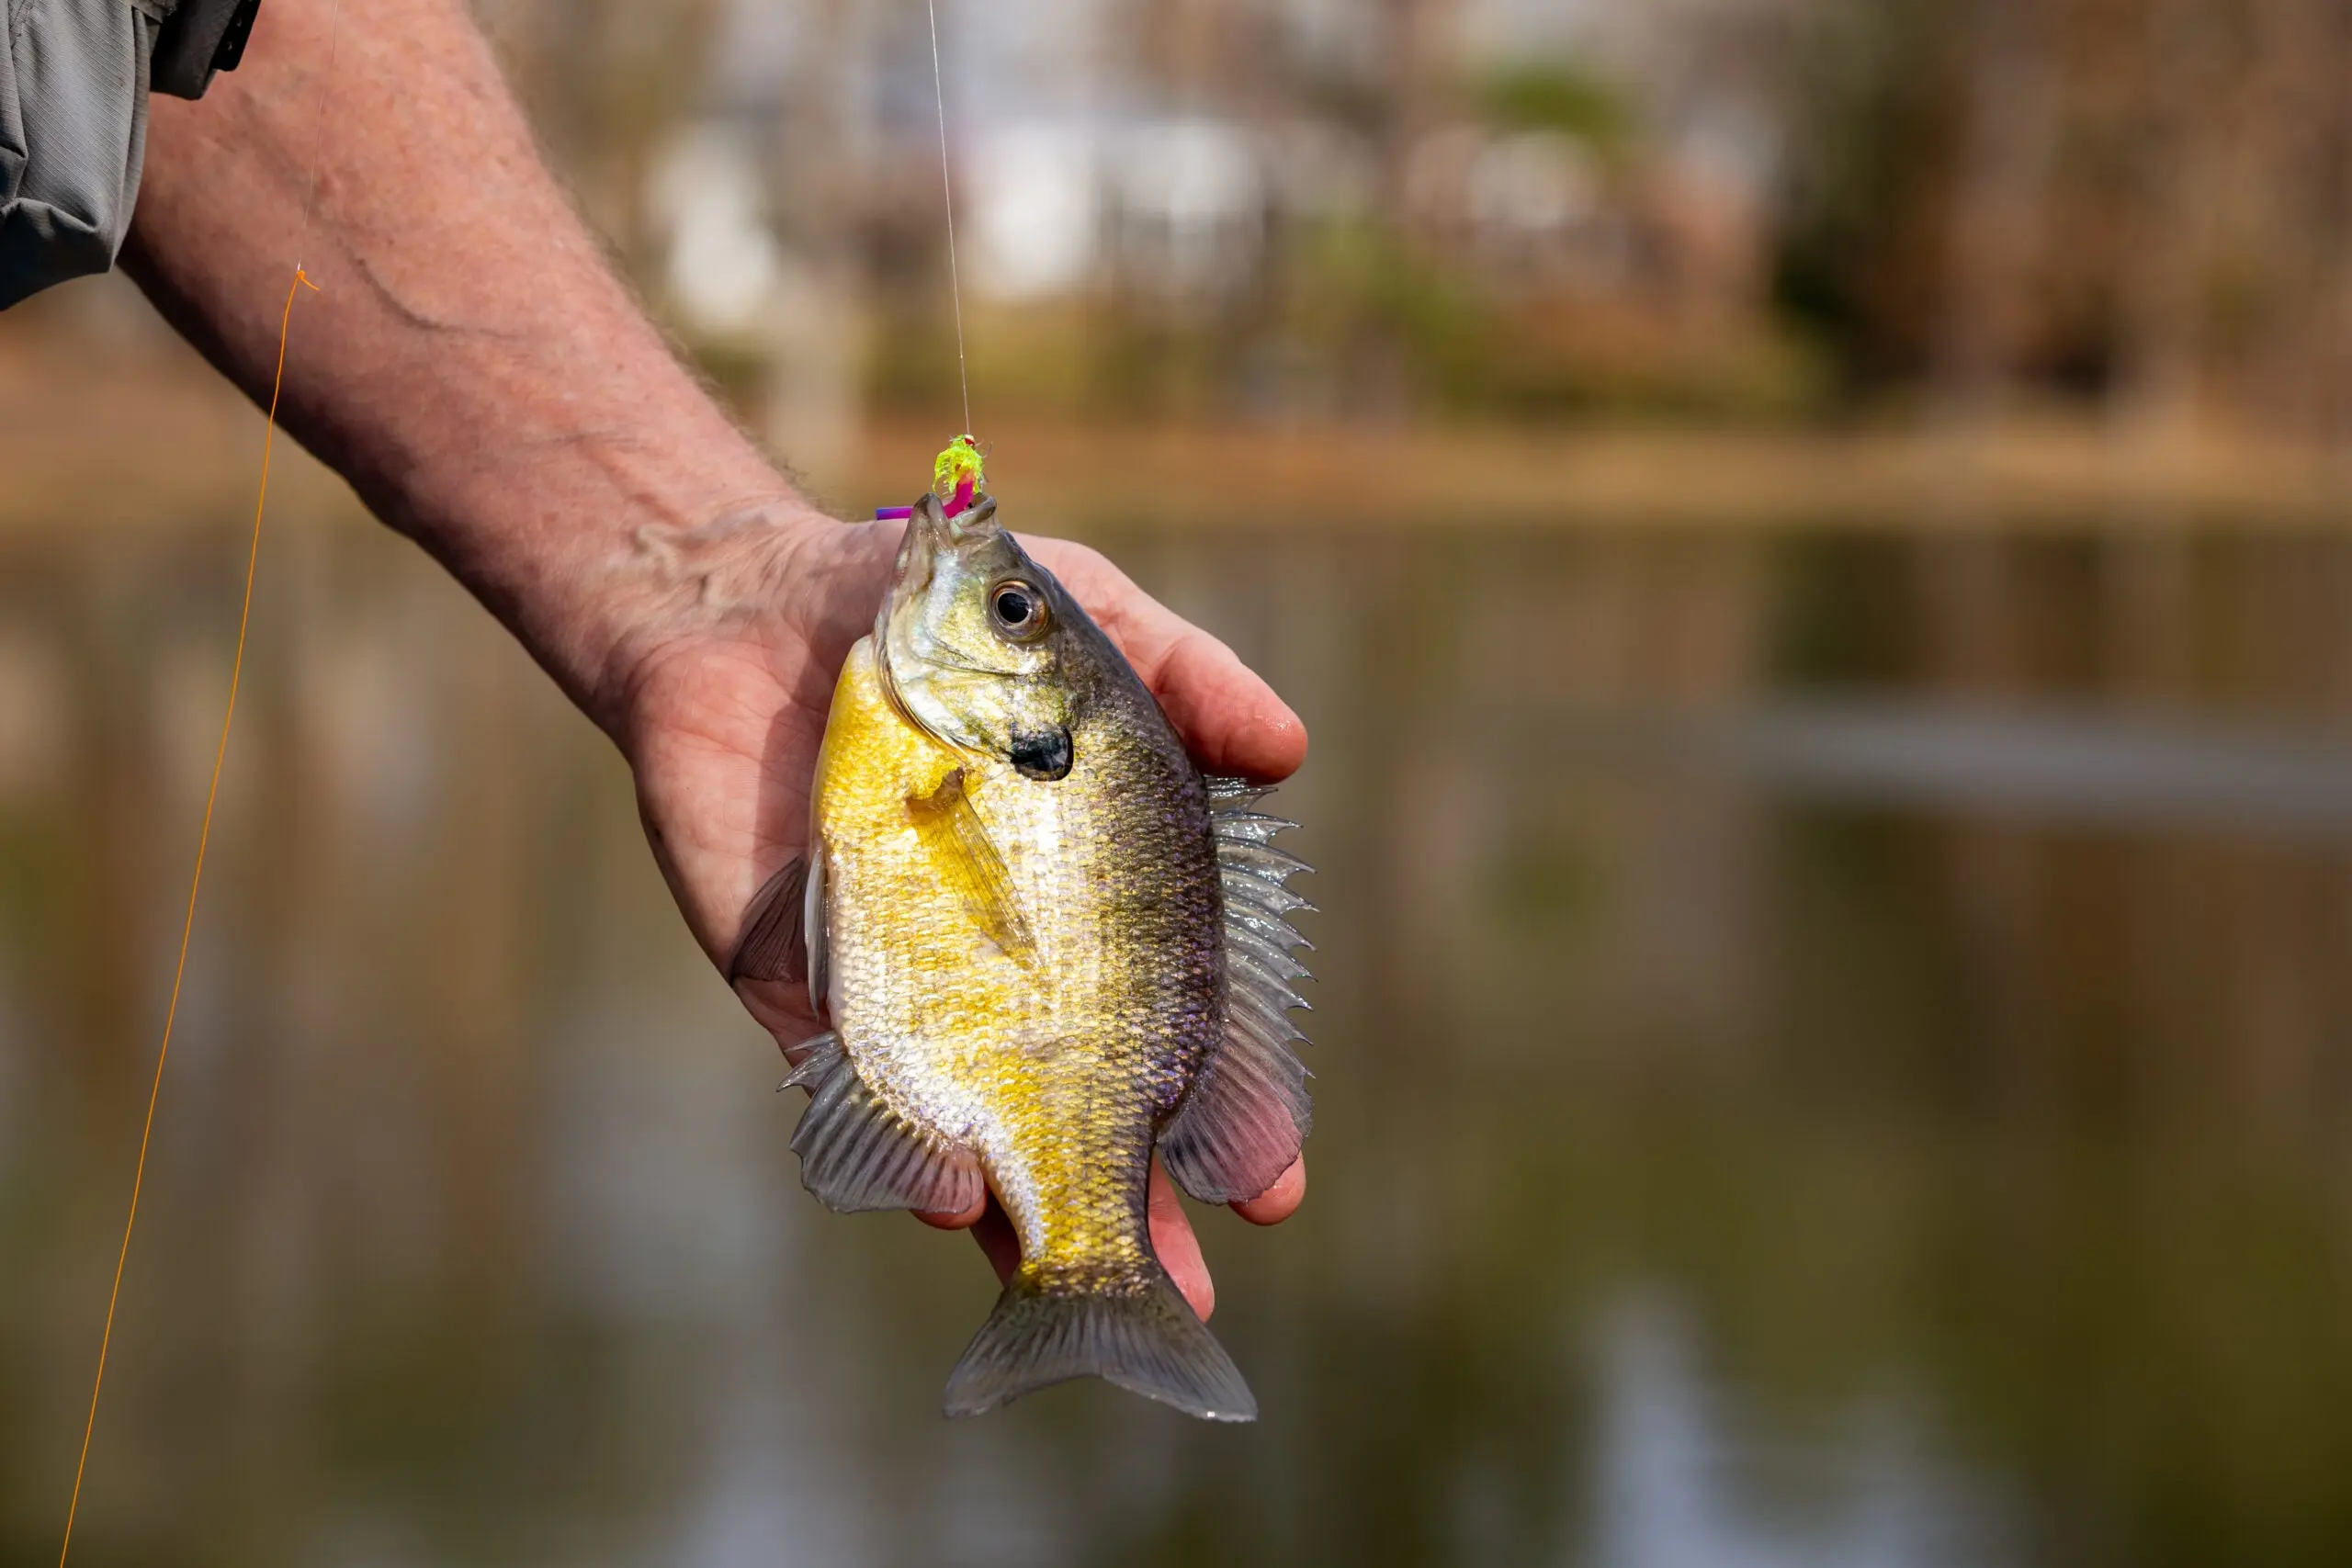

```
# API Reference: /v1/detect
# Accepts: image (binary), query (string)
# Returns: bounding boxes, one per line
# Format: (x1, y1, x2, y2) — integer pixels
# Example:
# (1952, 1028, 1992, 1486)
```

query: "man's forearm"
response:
(123, 0, 808, 728)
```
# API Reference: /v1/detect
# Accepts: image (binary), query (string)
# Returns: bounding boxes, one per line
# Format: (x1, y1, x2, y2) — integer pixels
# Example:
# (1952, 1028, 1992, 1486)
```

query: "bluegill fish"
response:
(728, 492, 1313, 1421)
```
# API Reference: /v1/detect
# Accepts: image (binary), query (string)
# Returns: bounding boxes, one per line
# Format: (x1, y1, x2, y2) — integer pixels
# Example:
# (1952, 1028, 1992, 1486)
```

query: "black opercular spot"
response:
(1011, 726, 1074, 781)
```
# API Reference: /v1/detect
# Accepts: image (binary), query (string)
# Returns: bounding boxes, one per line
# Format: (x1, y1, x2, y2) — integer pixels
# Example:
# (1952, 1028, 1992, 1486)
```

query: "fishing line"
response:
(926, 0, 971, 435)
(57, 6, 341, 1560)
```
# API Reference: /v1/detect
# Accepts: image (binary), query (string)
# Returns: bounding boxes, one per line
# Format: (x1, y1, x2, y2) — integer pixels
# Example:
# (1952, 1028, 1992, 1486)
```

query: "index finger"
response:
(1023, 538, 1308, 783)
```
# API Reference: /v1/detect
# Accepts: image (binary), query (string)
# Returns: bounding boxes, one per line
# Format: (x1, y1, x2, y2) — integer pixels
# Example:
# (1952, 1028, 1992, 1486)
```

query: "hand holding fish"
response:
(122, 0, 1312, 1420)
(611, 506, 1309, 1339)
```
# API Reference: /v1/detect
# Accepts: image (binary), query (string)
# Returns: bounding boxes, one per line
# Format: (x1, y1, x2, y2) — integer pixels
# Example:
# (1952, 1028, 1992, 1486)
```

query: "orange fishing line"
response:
(57, 263, 316, 1568)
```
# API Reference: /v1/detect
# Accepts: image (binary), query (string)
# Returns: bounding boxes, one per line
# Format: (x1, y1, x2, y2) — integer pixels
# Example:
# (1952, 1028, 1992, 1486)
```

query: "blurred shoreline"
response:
(18, 362, 2352, 540)
(5, 322, 2345, 536)
(830, 412, 2352, 534)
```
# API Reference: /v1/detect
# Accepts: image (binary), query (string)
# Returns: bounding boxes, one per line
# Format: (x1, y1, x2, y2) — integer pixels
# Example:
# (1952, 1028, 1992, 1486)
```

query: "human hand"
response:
(607, 507, 1310, 1317)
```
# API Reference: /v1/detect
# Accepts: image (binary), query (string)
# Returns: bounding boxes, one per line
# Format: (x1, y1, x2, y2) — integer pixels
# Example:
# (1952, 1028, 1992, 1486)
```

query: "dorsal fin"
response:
(1161, 779, 1316, 1205)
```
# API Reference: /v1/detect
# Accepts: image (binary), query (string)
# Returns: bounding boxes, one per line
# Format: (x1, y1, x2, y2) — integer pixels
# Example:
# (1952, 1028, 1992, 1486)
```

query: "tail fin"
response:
(943, 1267, 1258, 1422)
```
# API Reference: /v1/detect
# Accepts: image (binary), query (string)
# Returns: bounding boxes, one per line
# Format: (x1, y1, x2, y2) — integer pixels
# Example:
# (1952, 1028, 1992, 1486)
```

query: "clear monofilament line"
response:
(926, 0, 971, 436)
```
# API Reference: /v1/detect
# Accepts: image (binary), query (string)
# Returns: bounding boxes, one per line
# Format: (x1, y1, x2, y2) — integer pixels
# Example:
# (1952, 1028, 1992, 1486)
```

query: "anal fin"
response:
(1160, 1016, 1311, 1204)
(786, 1034, 983, 1215)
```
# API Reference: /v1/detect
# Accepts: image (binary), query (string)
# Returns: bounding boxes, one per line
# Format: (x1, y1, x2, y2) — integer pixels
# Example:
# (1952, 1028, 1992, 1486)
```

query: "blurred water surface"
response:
(6, 507, 2352, 1568)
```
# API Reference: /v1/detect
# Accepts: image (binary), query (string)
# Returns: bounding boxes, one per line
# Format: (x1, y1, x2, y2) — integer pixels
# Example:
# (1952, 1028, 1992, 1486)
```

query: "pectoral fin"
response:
(1160, 1009, 1311, 1205)
(906, 767, 1035, 962)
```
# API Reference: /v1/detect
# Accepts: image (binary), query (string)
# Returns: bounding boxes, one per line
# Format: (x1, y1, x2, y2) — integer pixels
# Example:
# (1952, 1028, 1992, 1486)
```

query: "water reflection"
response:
(7, 513, 2352, 1566)
(1589, 1295, 2009, 1568)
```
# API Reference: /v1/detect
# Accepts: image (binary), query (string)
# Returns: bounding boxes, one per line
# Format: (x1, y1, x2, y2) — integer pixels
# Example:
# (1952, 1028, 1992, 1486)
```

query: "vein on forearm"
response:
(120, 0, 804, 726)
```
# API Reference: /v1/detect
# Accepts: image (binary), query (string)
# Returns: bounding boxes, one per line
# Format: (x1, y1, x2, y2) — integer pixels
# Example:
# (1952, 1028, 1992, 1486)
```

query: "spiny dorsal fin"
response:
(786, 1033, 984, 1215)
(1162, 781, 1316, 1205)
(907, 767, 1035, 964)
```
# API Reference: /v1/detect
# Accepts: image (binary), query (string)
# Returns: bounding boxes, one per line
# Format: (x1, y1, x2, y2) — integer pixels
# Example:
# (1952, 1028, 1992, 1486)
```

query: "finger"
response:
(911, 1189, 989, 1230)
(1232, 1156, 1306, 1225)
(1026, 538, 1308, 784)
(1149, 1156, 1215, 1320)
(1153, 625, 1310, 784)
(736, 976, 820, 1043)
(967, 1196, 1022, 1280)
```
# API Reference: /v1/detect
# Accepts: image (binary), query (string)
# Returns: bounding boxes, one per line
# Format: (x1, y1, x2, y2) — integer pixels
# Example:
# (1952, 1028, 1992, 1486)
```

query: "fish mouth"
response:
(888, 495, 992, 582)
(882, 492, 1001, 626)
(876, 491, 1013, 743)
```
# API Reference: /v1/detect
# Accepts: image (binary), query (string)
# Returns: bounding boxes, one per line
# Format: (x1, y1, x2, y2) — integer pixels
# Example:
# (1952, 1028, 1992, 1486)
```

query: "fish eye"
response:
(989, 581, 1047, 640)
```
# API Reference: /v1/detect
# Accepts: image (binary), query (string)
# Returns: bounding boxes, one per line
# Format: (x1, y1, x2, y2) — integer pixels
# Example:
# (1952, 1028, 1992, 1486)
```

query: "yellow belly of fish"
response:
(812, 639, 1155, 1278)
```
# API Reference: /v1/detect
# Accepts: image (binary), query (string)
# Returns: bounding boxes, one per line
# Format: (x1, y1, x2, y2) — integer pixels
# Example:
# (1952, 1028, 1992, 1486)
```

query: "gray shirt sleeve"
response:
(153, 0, 257, 100)
(0, 0, 258, 310)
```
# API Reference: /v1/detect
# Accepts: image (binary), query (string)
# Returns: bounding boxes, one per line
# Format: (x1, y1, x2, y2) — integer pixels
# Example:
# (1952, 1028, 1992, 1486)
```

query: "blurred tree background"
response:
(462, 0, 2352, 444)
